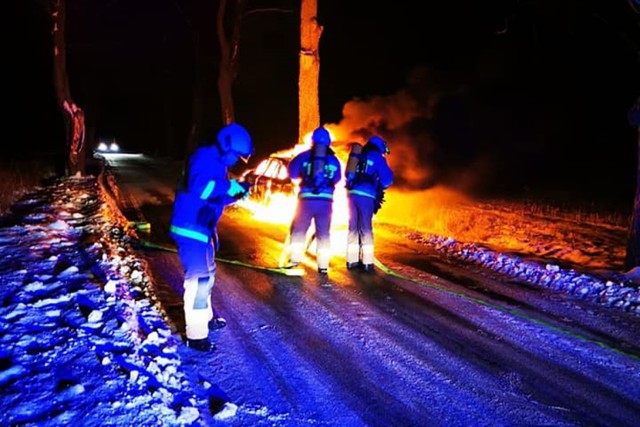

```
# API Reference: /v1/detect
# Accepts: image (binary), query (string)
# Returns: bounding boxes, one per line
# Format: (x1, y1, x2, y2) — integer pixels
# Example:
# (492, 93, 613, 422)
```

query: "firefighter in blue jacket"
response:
(287, 126, 342, 274)
(345, 136, 393, 272)
(169, 122, 253, 352)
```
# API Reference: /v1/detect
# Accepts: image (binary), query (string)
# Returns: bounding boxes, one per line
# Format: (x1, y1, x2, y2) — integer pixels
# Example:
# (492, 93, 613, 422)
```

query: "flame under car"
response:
(238, 150, 350, 228)
(239, 155, 295, 205)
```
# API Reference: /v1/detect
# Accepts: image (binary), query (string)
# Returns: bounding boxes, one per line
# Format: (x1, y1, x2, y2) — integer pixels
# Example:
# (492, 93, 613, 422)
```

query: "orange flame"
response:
(238, 129, 352, 257)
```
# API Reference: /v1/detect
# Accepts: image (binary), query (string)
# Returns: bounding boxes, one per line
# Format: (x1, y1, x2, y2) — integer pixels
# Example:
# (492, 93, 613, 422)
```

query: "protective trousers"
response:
(290, 198, 333, 269)
(175, 237, 217, 340)
(347, 194, 375, 266)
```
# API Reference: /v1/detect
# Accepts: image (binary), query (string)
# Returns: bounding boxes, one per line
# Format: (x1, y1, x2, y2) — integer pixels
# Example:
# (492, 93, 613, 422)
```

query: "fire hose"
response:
(128, 221, 304, 277)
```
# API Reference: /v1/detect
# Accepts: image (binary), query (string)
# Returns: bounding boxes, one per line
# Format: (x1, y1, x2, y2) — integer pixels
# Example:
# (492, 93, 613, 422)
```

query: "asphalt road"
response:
(101, 153, 640, 427)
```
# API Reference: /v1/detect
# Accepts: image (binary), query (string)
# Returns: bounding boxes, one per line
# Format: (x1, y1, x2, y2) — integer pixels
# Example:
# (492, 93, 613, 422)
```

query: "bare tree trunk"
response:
(51, 0, 85, 176)
(625, 122, 640, 270)
(216, 0, 245, 126)
(620, 0, 640, 271)
(298, 0, 322, 144)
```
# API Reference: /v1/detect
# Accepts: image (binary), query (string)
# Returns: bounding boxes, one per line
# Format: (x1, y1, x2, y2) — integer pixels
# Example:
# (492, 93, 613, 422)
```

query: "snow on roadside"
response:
(409, 232, 640, 315)
(0, 176, 201, 426)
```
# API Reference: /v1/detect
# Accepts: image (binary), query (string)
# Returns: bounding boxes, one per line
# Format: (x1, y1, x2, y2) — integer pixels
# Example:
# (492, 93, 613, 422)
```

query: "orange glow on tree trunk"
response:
(299, 0, 322, 145)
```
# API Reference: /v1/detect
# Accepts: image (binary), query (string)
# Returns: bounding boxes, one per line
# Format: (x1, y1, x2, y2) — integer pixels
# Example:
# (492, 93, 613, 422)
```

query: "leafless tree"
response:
(50, 0, 85, 176)
(622, 2, 639, 270)
(625, 96, 640, 270)
(298, 0, 322, 143)
(216, 0, 246, 126)
(213, 0, 320, 145)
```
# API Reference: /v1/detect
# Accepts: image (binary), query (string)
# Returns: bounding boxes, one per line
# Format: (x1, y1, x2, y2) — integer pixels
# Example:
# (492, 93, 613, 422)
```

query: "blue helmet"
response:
(368, 136, 390, 155)
(311, 127, 331, 146)
(218, 123, 254, 163)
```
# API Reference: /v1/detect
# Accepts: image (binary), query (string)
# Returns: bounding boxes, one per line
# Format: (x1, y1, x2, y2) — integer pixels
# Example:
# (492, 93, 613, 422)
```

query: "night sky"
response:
(13, 0, 640, 205)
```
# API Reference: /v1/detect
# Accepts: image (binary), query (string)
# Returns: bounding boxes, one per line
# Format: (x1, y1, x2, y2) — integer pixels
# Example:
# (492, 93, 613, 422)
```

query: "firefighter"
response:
(345, 135, 393, 272)
(169, 122, 253, 352)
(286, 126, 342, 274)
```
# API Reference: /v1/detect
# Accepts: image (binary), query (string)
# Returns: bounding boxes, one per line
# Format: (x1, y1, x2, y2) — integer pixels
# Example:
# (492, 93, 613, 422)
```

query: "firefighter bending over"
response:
(169, 123, 253, 352)
(286, 126, 342, 274)
(345, 136, 393, 272)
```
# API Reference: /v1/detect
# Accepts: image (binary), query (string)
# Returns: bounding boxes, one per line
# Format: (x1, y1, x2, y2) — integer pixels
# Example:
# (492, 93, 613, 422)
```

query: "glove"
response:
(237, 185, 251, 200)
(226, 179, 246, 197)
(226, 179, 251, 200)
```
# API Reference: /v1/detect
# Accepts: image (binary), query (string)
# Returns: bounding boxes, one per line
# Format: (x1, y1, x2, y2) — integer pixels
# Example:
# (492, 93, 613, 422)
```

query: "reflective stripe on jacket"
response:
(288, 148, 342, 200)
(170, 145, 233, 243)
(346, 150, 393, 198)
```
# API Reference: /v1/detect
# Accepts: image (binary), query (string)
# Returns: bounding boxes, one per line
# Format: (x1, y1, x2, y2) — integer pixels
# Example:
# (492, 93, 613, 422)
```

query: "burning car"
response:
(239, 154, 296, 205)
(237, 142, 350, 228)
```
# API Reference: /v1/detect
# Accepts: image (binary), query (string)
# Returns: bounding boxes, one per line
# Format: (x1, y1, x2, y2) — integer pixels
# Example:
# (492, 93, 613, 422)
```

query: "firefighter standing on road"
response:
(345, 136, 393, 272)
(169, 122, 253, 352)
(286, 126, 342, 274)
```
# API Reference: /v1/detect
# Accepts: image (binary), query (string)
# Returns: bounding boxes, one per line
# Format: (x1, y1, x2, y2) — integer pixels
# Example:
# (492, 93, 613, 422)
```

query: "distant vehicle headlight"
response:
(96, 141, 120, 153)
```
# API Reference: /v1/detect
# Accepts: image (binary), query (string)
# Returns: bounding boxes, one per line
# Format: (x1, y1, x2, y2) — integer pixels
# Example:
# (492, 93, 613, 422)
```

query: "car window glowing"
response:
(255, 160, 270, 175)
(276, 164, 288, 180)
(264, 161, 280, 178)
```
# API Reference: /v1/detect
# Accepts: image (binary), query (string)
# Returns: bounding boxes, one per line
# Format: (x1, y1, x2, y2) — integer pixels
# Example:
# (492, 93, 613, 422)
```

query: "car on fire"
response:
(239, 154, 296, 205)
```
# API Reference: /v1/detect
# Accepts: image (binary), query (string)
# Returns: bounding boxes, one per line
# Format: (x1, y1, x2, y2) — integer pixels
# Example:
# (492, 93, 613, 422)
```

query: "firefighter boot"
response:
(361, 244, 375, 272)
(186, 338, 216, 352)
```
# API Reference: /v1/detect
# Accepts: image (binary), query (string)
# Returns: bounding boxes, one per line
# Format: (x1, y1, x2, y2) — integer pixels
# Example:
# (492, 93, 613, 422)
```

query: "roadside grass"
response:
(378, 187, 631, 270)
(0, 160, 57, 216)
(379, 187, 630, 236)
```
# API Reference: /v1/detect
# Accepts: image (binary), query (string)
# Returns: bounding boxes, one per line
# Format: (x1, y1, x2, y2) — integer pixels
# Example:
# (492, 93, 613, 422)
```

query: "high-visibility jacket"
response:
(346, 147, 393, 199)
(169, 144, 236, 244)
(288, 147, 342, 200)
